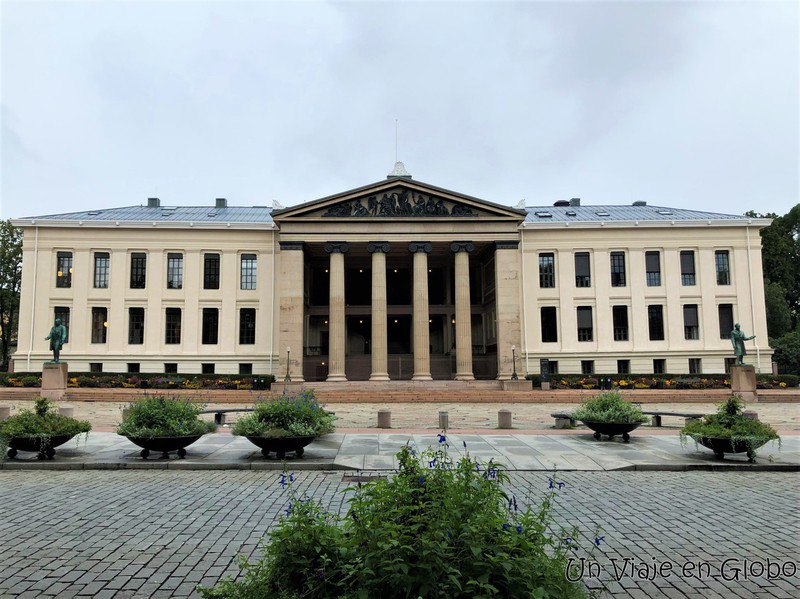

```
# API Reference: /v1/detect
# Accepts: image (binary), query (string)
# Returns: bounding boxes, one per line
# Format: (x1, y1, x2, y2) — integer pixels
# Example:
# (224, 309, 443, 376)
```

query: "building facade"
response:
(11, 166, 772, 378)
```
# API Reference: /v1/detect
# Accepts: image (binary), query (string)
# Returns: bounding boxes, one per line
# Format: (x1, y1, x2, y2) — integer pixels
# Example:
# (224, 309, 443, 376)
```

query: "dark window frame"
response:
(165, 307, 182, 344)
(239, 308, 256, 345)
(538, 253, 555, 288)
(167, 253, 183, 290)
(202, 307, 219, 345)
(718, 304, 734, 340)
(577, 306, 593, 342)
(130, 253, 147, 289)
(56, 252, 73, 288)
(91, 307, 108, 344)
(680, 250, 696, 286)
(54, 307, 70, 343)
(128, 307, 145, 345)
(574, 252, 591, 287)
(612, 305, 629, 341)
(93, 252, 110, 289)
(715, 250, 730, 285)
(645, 251, 661, 287)
(683, 304, 699, 340)
(610, 251, 626, 287)
(204, 253, 221, 290)
(648, 305, 665, 341)
(540, 306, 558, 343)
(241, 254, 257, 290)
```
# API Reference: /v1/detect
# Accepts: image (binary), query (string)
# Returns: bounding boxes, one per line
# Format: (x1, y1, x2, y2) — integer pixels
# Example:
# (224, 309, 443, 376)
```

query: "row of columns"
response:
(324, 241, 475, 382)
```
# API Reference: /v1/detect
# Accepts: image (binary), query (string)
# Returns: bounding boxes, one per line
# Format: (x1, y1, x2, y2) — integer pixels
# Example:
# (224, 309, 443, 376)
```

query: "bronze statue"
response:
(45, 318, 67, 362)
(730, 323, 755, 366)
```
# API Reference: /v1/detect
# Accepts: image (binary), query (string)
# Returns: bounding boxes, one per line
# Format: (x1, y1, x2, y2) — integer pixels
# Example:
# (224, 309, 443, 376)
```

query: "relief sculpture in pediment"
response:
(323, 189, 474, 218)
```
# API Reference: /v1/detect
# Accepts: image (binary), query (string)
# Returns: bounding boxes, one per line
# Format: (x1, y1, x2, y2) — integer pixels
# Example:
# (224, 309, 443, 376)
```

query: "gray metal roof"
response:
(523, 204, 750, 223)
(20, 205, 274, 223)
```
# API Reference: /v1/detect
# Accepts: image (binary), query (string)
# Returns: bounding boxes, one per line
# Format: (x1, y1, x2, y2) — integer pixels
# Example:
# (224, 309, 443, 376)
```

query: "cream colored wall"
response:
(13, 225, 279, 374)
(519, 223, 771, 375)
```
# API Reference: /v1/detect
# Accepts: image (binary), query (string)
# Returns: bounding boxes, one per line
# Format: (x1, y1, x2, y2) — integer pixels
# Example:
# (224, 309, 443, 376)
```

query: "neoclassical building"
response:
(11, 165, 772, 379)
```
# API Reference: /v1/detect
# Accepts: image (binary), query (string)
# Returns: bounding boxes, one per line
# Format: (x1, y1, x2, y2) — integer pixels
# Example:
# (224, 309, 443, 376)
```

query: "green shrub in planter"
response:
(681, 395, 779, 458)
(232, 389, 335, 438)
(117, 395, 216, 438)
(571, 391, 648, 424)
(200, 442, 588, 598)
(0, 397, 91, 457)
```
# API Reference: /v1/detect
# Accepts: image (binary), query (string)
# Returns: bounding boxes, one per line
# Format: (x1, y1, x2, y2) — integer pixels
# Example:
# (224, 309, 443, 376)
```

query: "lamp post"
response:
(284, 346, 291, 382)
(511, 344, 518, 380)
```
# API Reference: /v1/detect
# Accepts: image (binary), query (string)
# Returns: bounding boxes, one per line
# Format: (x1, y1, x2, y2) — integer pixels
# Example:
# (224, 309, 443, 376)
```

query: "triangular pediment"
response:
(271, 179, 527, 223)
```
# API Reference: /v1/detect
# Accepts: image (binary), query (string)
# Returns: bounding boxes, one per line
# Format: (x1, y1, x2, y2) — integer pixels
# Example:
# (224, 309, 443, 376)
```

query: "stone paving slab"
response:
(1, 431, 797, 471)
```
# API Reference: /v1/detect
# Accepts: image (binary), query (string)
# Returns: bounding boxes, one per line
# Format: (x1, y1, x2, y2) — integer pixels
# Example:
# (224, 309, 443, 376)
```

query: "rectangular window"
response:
(202, 308, 219, 344)
(683, 304, 699, 340)
(653, 359, 666, 374)
(574, 252, 591, 287)
(127, 363, 140, 373)
(724, 358, 736, 374)
(239, 363, 253, 375)
(718, 304, 734, 339)
(612, 305, 629, 341)
(93, 252, 110, 288)
(645, 251, 661, 286)
(689, 358, 702, 374)
(241, 254, 257, 290)
(610, 252, 626, 287)
(577, 306, 593, 342)
(538, 253, 555, 288)
(581, 360, 594, 375)
(648, 305, 665, 341)
(547, 361, 559, 375)
(201, 363, 215, 374)
(56, 252, 73, 288)
(91, 307, 108, 344)
(54, 307, 70, 343)
(715, 250, 730, 285)
(680, 250, 696, 286)
(239, 308, 256, 344)
(128, 307, 145, 345)
(130, 253, 147, 289)
(167, 253, 183, 289)
(164, 363, 178, 374)
(617, 360, 630, 375)
(165, 307, 181, 344)
(540, 306, 558, 342)
(204, 254, 220, 290)
(89, 362, 103, 373)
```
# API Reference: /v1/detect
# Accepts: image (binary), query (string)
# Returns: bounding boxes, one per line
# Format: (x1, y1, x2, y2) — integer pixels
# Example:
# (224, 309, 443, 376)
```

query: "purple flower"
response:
(289, 472, 295, 483)
(279, 473, 287, 489)
(502, 523, 510, 531)
(595, 536, 605, 546)
(516, 525, 523, 533)
(438, 433, 447, 444)
(419, 475, 425, 485)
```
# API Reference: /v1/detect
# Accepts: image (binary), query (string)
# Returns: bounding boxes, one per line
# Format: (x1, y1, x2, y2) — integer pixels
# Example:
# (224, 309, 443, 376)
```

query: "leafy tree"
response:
(0, 220, 22, 370)
(765, 281, 792, 337)
(771, 330, 800, 375)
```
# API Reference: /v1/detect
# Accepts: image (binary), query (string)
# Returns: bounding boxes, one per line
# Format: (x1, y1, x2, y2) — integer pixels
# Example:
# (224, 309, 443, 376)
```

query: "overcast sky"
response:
(2, 0, 797, 220)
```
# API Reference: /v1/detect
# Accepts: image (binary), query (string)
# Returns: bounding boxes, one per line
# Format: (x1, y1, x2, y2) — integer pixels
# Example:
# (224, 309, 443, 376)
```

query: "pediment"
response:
(271, 179, 527, 222)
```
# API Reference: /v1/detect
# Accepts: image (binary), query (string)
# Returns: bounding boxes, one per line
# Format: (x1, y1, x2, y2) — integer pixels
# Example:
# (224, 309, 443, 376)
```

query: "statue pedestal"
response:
(730, 365, 758, 403)
(42, 362, 68, 401)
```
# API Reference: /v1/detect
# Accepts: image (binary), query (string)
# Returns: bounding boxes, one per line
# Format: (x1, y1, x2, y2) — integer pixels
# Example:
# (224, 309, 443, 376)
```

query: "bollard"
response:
(0, 405, 10, 421)
(377, 409, 392, 429)
(438, 411, 449, 430)
(498, 409, 513, 429)
(58, 406, 74, 419)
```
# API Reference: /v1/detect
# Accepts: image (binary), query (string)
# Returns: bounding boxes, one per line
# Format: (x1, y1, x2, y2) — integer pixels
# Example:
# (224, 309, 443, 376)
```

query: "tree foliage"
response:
(0, 220, 23, 370)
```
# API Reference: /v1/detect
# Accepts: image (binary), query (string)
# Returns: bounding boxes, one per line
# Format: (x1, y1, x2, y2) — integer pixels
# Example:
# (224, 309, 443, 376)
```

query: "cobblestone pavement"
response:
(0, 470, 797, 598)
(5, 400, 800, 432)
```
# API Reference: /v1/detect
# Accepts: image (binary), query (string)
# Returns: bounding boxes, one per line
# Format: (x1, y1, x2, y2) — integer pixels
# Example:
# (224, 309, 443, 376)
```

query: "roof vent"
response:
(215, 198, 227, 208)
(570, 198, 581, 206)
(207, 212, 217, 218)
(387, 161, 412, 179)
(632, 200, 647, 206)
(595, 211, 610, 217)
(566, 210, 577, 217)
(147, 197, 161, 208)
(534, 211, 552, 218)
(657, 209, 674, 216)
(554, 200, 570, 207)
(88, 211, 101, 216)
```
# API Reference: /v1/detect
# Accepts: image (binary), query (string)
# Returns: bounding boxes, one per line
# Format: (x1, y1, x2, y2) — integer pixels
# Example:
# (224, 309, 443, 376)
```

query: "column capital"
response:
(450, 241, 474, 253)
(324, 242, 349, 254)
(367, 242, 391, 254)
(409, 241, 432, 254)
(279, 241, 304, 251)
(495, 240, 519, 250)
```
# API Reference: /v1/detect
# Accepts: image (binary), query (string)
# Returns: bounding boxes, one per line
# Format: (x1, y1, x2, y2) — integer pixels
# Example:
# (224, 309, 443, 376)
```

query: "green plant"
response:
(199, 441, 589, 598)
(0, 397, 91, 458)
(116, 395, 216, 438)
(681, 395, 780, 457)
(571, 391, 648, 424)
(232, 389, 335, 438)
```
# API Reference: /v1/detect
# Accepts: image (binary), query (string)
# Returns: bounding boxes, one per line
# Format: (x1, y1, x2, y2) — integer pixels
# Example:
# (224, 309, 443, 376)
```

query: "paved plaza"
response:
(1, 469, 798, 598)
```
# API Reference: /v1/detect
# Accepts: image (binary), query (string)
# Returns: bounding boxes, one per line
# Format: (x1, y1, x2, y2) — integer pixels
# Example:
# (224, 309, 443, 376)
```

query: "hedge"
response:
(0, 372, 276, 390)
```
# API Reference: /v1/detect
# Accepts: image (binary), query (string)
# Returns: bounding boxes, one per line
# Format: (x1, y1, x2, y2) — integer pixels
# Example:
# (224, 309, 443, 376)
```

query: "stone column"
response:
(494, 240, 522, 380)
(278, 242, 305, 382)
(451, 242, 474, 380)
(325, 242, 349, 382)
(368, 242, 391, 381)
(409, 242, 432, 380)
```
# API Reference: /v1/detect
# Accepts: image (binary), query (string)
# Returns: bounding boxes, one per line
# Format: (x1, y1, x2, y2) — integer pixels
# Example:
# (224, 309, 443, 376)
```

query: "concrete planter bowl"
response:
(692, 436, 770, 462)
(123, 435, 204, 459)
(582, 421, 642, 442)
(6, 434, 77, 460)
(244, 435, 316, 459)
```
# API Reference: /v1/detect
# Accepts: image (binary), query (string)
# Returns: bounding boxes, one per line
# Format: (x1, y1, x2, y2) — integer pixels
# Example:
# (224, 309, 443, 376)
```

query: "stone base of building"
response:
(41, 362, 68, 401)
(502, 380, 532, 391)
